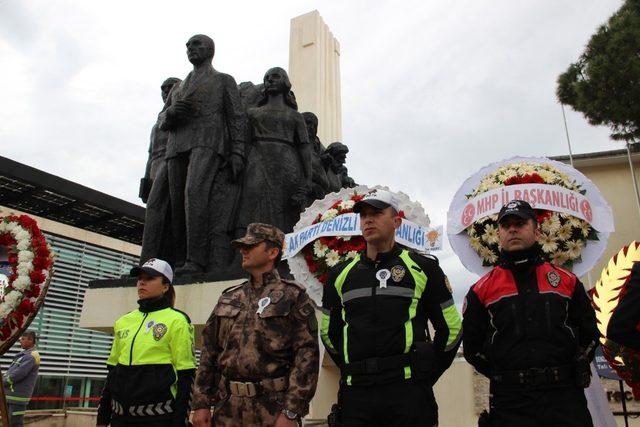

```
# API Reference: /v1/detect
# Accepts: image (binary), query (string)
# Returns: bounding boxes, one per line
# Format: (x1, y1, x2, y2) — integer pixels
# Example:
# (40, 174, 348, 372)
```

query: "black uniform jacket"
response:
(463, 247, 598, 378)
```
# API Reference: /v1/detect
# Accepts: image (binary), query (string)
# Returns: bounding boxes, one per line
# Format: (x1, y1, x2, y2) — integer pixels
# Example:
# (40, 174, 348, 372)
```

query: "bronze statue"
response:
(139, 77, 181, 264)
(159, 34, 245, 274)
(302, 112, 330, 201)
(235, 67, 312, 235)
(324, 141, 356, 192)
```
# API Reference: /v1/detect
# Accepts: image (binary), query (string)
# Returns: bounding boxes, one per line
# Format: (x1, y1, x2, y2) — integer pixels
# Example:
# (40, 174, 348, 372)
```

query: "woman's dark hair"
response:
(163, 277, 176, 307)
(257, 67, 298, 110)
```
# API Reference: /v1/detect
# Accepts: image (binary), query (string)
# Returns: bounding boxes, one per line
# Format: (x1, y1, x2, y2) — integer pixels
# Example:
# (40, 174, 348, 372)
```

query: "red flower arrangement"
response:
(0, 214, 53, 352)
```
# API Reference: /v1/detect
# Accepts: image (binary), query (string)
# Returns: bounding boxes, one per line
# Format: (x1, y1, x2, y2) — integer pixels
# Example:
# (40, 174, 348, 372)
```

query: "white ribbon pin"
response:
(257, 297, 271, 315)
(376, 269, 391, 289)
(145, 320, 155, 334)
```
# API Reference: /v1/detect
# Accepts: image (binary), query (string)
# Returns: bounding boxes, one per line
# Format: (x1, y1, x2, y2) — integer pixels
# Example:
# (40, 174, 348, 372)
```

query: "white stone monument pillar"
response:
(289, 10, 342, 146)
(289, 10, 343, 421)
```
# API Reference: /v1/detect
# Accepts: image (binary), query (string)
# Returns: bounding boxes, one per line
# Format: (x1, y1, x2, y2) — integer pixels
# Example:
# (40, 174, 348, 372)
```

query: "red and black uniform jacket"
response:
(462, 246, 598, 378)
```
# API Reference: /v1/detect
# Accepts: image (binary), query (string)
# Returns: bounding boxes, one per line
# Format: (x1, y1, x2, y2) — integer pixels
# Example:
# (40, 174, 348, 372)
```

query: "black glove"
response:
(575, 352, 591, 388)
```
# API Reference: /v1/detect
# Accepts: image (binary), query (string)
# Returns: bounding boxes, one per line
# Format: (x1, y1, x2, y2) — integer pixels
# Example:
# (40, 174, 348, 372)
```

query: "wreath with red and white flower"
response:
(0, 214, 53, 354)
(289, 186, 431, 305)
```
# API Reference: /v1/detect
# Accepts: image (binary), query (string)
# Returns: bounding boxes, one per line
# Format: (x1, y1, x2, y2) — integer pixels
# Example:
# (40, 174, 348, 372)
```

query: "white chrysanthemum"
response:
(346, 251, 358, 259)
(537, 169, 555, 183)
(541, 215, 561, 234)
(568, 216, 583, 228)
(479, 246, 498, 264)
(580, 222, 591, 238)
(12, 277, 30, 291)
(565, 240, 584, 259)
(321, 209, 339, 221)
(339, 200, 355, 210)
(539, 233, 559, 253)
(4, 222, 16, 232)
(14, 229, 30, 242)
(481, 224, 499, 245)
(18, 251, 34, 263)
(313, 240, 328, 257)
(4, 290, 22, 307)
(17, 262, 33, 274)
(469, 236, 482, 250)
(16, 240, 30, 251)
(325, 250, 341, 267)
(557, 223, 573, 241)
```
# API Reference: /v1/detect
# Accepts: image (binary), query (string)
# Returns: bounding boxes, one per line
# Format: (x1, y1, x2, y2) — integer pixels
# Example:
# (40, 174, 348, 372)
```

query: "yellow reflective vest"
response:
(98, 297, 196, 424)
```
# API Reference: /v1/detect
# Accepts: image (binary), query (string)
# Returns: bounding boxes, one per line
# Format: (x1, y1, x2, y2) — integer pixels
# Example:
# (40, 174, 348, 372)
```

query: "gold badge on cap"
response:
(153, 323, 168, 341)
(547, 271, 561, 288)
(391, 265, 406, 283)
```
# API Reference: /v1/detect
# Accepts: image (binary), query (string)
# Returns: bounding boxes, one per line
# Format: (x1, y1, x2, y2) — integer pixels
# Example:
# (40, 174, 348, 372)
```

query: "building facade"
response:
(0, 155, 143, 410)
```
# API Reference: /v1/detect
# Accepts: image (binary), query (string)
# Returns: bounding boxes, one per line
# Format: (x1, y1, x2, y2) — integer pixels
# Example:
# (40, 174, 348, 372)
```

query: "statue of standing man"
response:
(160, 34, 245, 275)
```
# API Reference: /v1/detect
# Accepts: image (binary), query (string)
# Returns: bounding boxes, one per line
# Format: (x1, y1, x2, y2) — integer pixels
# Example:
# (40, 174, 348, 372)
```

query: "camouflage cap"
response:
(232, 223, 285, 248)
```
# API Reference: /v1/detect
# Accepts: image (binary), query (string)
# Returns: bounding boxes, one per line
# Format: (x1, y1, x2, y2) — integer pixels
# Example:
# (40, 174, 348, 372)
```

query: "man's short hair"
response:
(22, 330, 36, 344)
(265, 240, 283, 266)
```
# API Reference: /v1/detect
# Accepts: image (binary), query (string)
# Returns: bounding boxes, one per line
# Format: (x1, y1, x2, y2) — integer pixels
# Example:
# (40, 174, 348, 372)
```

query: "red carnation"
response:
(29, 270, 45, 284)
(398, 210, 406, 219)
(25, 284, 40, 298)
(0, 324, 10, 340)
(351, 194, 364, 202)
(17, 300, 34, 315)
(330, 200, 341, 210)
(536, 210, 553, 224)
(504, 173, 545, 186)
(308, 262, 318, 273)
(319, 272, 329, 284)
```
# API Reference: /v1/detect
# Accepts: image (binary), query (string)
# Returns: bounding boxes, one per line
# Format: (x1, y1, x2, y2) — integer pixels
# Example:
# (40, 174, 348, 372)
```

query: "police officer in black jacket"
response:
(463, 200, 598, 427)
(321, 189, 462, 427)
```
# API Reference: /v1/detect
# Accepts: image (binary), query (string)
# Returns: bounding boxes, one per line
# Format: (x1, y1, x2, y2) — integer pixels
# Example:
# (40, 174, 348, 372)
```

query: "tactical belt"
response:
(344, 353, 411, 375)
(491, 365, 575, 387)
(226, 376, 288, 397)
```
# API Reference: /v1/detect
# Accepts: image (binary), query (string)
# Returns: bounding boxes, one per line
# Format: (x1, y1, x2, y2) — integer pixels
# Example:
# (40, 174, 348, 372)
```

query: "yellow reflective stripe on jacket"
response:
(399, 250, 428, 379)
(441, 299, 463, 351)
(332, 255, 360, 386)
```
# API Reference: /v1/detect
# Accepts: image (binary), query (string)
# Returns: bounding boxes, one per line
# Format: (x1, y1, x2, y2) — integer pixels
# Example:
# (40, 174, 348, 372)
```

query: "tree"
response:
(557, 0, 640, 143)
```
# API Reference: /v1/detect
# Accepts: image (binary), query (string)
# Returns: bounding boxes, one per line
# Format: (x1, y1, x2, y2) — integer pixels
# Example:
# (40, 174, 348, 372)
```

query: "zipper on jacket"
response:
(511, 303, 520, 336)
(545, 301, 552, 334)
(129, 313, 148, 366)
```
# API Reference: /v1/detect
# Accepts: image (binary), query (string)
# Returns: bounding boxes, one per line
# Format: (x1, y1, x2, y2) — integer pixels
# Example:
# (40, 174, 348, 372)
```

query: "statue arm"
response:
(295, 115, 312, 184)
(222, 75, 246, 159)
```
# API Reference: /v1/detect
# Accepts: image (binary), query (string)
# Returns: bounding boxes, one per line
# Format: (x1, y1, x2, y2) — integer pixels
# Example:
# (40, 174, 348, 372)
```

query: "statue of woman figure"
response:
(236, 67, 313, 234)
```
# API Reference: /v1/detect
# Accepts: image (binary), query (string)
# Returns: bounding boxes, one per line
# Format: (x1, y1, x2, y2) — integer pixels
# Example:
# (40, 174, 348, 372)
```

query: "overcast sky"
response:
(0, 0, 625, 303)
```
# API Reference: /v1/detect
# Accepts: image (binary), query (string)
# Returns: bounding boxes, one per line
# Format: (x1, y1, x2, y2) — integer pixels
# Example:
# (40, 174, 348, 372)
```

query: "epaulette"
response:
(221, 283, 245, 294)
(281, 279, 306, 290)
(407, 250, 439, 266)
(171, 308, 192, 324)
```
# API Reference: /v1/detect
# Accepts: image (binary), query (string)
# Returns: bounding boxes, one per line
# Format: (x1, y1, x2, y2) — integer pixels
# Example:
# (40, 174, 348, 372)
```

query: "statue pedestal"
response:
(80, 273, 245, 337)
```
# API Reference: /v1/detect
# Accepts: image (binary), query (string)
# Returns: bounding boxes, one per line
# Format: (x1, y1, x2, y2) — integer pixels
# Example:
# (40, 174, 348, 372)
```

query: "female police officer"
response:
(97, 258, 196, 426)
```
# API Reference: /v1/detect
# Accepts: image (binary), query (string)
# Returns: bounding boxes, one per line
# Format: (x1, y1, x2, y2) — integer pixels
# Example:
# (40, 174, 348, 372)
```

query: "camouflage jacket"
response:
(193, 269, 319, 416)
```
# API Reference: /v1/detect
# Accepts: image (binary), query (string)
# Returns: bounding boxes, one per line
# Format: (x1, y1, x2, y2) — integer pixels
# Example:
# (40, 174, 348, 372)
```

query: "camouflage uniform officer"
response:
(192, 223, 319, 427)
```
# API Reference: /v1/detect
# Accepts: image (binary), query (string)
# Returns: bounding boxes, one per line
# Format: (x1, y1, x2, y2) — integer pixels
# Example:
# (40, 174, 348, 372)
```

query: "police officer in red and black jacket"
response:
(462, 200, 598, 427)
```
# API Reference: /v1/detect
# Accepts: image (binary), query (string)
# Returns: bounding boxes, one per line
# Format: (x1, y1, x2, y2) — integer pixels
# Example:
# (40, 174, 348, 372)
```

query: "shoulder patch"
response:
(171, 308, 192, 324)
(222, 282, 246, 294)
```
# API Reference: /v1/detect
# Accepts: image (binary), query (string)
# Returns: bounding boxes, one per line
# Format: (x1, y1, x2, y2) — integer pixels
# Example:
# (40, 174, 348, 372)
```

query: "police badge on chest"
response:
(546, 271, 561, 288)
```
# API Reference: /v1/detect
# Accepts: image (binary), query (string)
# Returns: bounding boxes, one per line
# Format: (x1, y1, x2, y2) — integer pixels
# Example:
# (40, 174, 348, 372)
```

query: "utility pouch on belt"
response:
(410, 341, 434, 380)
